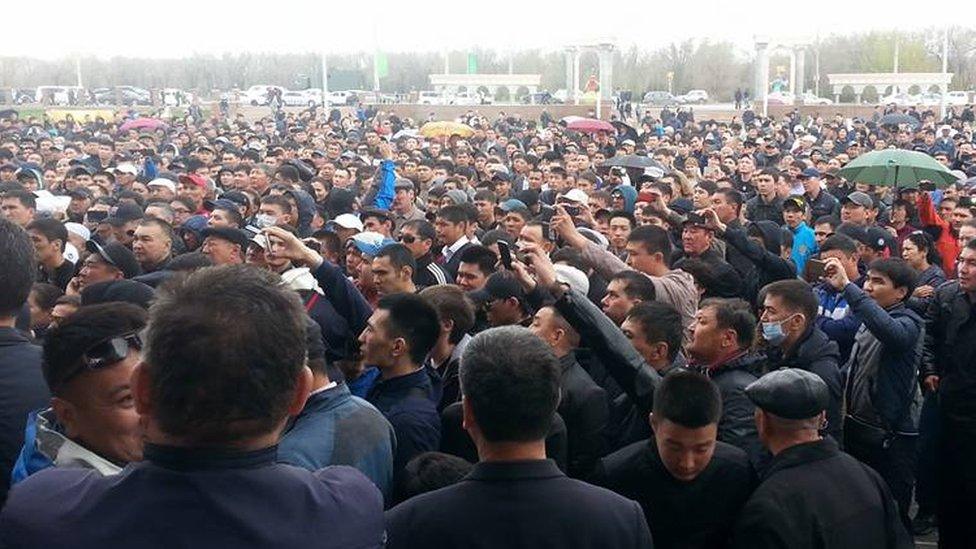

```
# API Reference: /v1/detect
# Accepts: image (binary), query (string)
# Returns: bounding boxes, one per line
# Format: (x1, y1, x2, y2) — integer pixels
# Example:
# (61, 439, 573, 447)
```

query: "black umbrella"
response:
(611, 120, 639, 143)
(878, 113, 920, 128)
(603, 154, 665, 170)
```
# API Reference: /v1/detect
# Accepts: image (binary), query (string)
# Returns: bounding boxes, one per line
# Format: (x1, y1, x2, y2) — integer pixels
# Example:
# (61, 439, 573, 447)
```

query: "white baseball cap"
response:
(147, 178, 177, 194)
(331, 213, 364, 232)
(560, 188, 589, 206)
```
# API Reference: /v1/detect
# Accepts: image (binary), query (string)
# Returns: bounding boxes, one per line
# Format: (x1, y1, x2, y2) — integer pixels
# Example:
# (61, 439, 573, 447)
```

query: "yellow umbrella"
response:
(419, 121, 475, 138)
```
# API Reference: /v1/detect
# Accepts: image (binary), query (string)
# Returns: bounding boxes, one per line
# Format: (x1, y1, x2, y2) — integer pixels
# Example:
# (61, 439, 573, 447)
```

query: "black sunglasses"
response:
(399, 234, 417, 244)
(56, 332, 142, 389)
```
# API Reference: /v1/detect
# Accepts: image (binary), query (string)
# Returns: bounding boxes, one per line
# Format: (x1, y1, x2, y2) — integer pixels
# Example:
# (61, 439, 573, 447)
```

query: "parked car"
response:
(327, 90, 358, 105)
(676, 89, 709, 104)
(162, 88, 193, 106)
(35, 86, 84, 105)
(642, 91, 679, 106)
(765, 91, 794, 106)
(242, 85, 285, 106)
(879, 93, 920, 107)
(524, 91, 561, 105)
(946, 91, 971, 106)
(91, 86, 151, 106)
(417, 91, 447, 105)
(797, 92, 833, 105)
(449, 92, 482, 106)
(919, 92, 943, 107)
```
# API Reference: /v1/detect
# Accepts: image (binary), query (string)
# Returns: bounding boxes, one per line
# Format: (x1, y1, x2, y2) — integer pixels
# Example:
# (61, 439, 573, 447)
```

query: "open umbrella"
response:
(877, 113, 920, 128)
(119, 117, 168, 133)
(837, 149, 957, 188)
(419, 121, 474, 138)
(611, 120, 639, 143)
(565, 118, 615, 134)
(603, 155, 665, 171)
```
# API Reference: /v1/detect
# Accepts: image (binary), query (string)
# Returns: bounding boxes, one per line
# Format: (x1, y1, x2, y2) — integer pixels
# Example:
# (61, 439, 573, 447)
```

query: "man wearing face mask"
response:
(758, 280, 844, 444)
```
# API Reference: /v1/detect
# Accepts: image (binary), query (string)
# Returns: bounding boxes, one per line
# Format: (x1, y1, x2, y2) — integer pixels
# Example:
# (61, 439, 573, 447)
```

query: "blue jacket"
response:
(815, 277, 864, 364)
(0, 444, 385, 548)
(310, 259, 373, 360)
(367, 368, 441, 490)
(372, 160, 396, 210)
(0, 328, 48, 506)
(789, 222, 818, 277)
(279, 384, 396, 501)
(843, 284, 924, 434)
(12, 409, 123, 484)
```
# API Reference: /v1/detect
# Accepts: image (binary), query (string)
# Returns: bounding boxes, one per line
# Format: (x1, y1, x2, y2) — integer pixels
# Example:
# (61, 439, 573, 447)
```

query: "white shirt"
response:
(442, 235, 471, 263)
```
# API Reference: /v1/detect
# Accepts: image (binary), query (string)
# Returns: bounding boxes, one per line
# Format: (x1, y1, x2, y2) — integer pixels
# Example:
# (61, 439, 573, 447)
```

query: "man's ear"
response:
(391, 337, 407, 359)
(133, 362, 152, 417)
(51, 396, 79, 438)
(288, 366, 314, 416)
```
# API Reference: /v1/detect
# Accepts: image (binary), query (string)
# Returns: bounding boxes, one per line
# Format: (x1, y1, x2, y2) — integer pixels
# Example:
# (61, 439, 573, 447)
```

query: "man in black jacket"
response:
(732, 369, 911, 549)
(923, 238, 976, 546)
(529, 305, 608, 478)
(759, 279, 844, 444)
(594, 370, 754, 548)
(385, 327, 653, 548)
(0, 219, 50, 506)
(686, 298, 766, 463)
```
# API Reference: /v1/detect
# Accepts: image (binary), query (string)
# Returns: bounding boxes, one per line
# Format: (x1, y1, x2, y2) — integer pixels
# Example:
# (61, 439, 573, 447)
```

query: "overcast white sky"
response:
(4, 0, 970, 59)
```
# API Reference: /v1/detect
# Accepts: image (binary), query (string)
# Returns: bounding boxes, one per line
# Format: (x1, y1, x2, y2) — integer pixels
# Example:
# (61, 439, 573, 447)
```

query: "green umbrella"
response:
(837, 149, 958, 188)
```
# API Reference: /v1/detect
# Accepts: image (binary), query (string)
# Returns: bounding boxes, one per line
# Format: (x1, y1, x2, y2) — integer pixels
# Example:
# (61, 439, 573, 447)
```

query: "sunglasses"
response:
(399, 234, 417, 244)
(57, 332, 142, 388)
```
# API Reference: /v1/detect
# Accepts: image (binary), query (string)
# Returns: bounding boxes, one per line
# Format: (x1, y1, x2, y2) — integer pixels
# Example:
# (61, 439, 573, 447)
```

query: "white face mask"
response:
(254, 213, 277, 229)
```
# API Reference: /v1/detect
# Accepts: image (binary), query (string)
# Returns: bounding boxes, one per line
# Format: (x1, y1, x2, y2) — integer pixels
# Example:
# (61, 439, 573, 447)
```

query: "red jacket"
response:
(918, 193, 959, 277)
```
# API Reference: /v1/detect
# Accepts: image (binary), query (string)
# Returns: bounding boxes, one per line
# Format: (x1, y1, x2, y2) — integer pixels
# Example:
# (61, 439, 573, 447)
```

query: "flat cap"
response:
(745, 368, 829, 419)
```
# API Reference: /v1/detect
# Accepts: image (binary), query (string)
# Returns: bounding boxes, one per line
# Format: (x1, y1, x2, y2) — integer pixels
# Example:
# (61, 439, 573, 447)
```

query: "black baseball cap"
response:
(201, 227, 251, 250)
(468, 271, 526, 304)
(85, 240, 143, 279)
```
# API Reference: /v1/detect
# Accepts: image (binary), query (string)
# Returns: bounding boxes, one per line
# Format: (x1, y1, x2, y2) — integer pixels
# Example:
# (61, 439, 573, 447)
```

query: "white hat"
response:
(801, 134, 817, 143)
(147, 178, 177, 194)
(115, 162, 139, 175)
(64, 222, 91, 241)
(554, 264, 590, 296)
(560, 188, 589, 205)
(331, 213, 364, 232)
(793, 124, 806, 134)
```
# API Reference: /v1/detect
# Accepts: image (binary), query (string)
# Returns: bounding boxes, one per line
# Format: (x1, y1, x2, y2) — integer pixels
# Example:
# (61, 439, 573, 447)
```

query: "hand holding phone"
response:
(804, 258, 827, 283)
(497, 240, 513, 270)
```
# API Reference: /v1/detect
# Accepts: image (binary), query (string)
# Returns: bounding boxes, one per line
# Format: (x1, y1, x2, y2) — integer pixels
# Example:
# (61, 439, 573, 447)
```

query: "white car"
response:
(799, 92, 833, 105)
(879, 93, 920, 107)
(328, 90, 356, 105)
(35, 86, 84, 105)
(946, 91, 971, 106)
(418, 91, 447, 105)
(677, 89, 709, 104)
(766, 91, 795, 106)
(919, 92, 942, 107)
(449, 92, 481, 106)
(242, 85, 284, 106)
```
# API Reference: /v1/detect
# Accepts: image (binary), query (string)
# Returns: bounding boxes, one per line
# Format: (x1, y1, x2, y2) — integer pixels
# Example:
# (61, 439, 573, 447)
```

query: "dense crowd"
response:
(0, 99, 975, 548)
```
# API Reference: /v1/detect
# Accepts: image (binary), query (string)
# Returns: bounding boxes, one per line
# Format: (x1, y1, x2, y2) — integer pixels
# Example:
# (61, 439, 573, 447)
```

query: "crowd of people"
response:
(0, 97, 975, 548)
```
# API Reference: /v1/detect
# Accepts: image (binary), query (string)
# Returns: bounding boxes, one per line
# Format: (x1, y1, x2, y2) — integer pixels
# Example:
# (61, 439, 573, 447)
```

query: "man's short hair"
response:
(460, 326, 560, 442)
(402, 219, 437, 244)
(420, 285, 475, 345)
(627, 225, 672, 263)
(609, 270, 656, 301)
(0, 218, 35, 317)
(261, 195, 293, 215)
(3, 189, 36, 210)
(652, 370, 722, 428)
(625, 301, 682, 361)
(867, 258, 917, 298)
(143, 265, 308, 444)
(819, 234, 858, 257)
(400, 452, 473, 500)
(473, 190, 497, 203)
(374, 243, 417, 275)
(436, 205, 468, 225)
(814, 215, 840, 229)
(377, 293, 441, 365)
(714, 188, 744, 211)
(42, 302, 147, 395)
(457, 245, 497, 277)
(480, 229, 515, 250)
(700, 298, 756, 349)
(30, 282, 63, 311)
(760, 279, 818, 329)
(138, 217, 175, 243)
(26, 218, 68, 251)
(609, 210, 636, 228)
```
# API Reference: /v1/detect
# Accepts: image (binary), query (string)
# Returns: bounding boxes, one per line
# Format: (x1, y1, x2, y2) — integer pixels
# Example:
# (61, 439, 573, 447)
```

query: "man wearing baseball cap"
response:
(71, 240, 143, 293)
(200, 227, 249, 266)
(468, 271, 532, 328)
(800, 167, 840, 221)
(840, 191, 873, 227)
(732, 369, 911, 548)
(782, 196, 817, 276)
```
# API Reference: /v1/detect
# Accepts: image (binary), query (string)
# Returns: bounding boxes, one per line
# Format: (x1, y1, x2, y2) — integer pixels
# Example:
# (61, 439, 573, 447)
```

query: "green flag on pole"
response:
(375, 52, 388, 78)
(467, 53, 477, 74)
